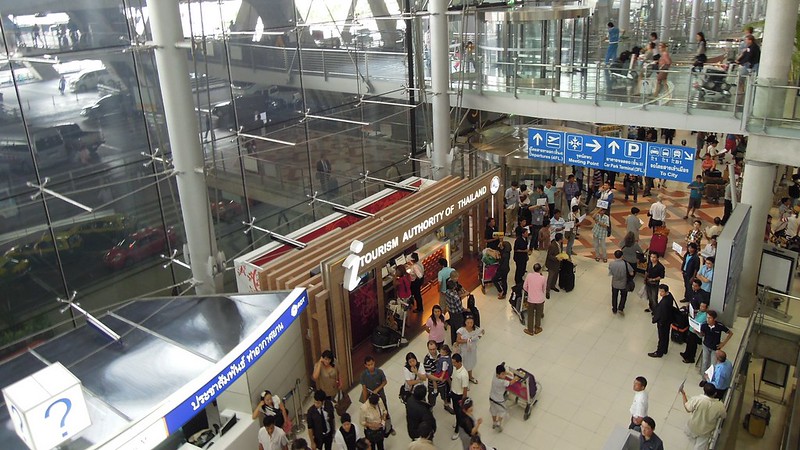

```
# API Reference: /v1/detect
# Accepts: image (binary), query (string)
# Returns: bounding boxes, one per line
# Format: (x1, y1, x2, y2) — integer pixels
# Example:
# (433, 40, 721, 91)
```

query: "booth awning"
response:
(0, 289, 308, 449)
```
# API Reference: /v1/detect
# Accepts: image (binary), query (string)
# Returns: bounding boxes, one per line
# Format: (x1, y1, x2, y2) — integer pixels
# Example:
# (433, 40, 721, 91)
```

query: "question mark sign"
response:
(45, 398, 72, 438)
(10, 405, 27, 442)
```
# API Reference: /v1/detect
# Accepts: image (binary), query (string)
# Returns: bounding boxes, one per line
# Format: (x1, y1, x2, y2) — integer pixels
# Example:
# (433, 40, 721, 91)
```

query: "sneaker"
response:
(452, 433, 460, 440)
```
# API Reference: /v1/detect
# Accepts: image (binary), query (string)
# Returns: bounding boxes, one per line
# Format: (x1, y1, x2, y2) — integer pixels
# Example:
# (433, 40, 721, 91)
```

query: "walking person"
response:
(604, 22, 620, 64)
(647, 195, 667, 233)
(649, 284, 675, 358)
(491, 241, 511, 299)
(58, 75, 66, 95)
(626, 207, 641, 242)
(592, 208, 611, 262)
(259, 415, 290, 450)
(652, 42, 672, 97)
(609, 250, 634, 315)
(684, 175, 705, 219)
(424, 305, 448, 349)
(513, 228, 530, 286)
(679, 383, 727, 449)
(457, 398, 483, 449)
(523, 263, 546, 335)
(489, 364, 513, 432)
(455, 315, 484, 384)
(407, 253, 425, 313)
(545, 233, 564, 297)
(620, 231, 643, 269)
(629, 376, 649, 431)
(644, 252, 665, 313)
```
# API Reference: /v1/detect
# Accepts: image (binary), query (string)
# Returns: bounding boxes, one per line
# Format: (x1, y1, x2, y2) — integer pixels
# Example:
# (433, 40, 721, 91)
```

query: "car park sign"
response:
(527, 128, 695, 183)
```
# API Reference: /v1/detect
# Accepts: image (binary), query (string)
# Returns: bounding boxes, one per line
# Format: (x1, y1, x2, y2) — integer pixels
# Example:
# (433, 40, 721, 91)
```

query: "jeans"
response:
(605, 44, 618, 64)
(701, 345, 715, 373)
(612, 287, 628, 312)
(526, 302, 543, 332)
(593, 236, 607, 259)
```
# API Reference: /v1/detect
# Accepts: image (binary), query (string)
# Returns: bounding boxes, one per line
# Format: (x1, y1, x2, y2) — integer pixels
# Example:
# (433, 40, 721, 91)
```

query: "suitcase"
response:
(654, 226, 670, 237)
(705, 169, 723, 179)
(649, 235, 668, 257)
(705, 184, 725, 202)
(371, 326, 398, 348)
(743, 400, 771, 437)
(559, 260, 575, 292)
(703, 174, 725, 185)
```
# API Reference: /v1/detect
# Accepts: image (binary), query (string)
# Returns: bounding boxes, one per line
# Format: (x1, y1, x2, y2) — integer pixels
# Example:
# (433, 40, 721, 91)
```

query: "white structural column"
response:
(738, 0, 800, 316)
(619, 0, 631, 35)
(741, 0, 751, 24)
(728, 0, 739, 31)
(429, 0, 451, 179)
(712, 0, 722, 39)
(148, 0, 218, 295)
(660, 0, 671, 42)
(689, 0, 702, 47)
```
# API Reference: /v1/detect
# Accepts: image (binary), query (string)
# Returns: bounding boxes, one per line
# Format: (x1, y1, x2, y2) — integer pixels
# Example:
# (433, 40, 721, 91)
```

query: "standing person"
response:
(609, 250, 634, 315)
(681, 243, 701, 302)
(360, 356, 388, 408)
(437, 258, 455, 312)
(701, 236, 718, 260)
(333, 413, 364, 450)
(652, 42, 671, 97)
(316, 153, 332, 193)
(403, 352, 427, 398)
(697, 257, 714, 293)
(629, 376, 649, 431)
(259, 416, 290, 450)
(523, 263, 547, 335)
(701, 350, 733, 399)
(405, 385, 436, 440)
(566, 205, 581, 256)
(457, 398, 482, 449)
(58, 75, 66, 95)
(604, 22, 620, 64)
(648, 195, 667, 232)
(489, 364, 512, 432)
(644, 252, 665, 313)
(456, 315, 484, 384)
(549, 210, 566, 236)
(545, 233, 564, 297)
(307, 390, 336, 450)
(679, 383, 727, 449)
(626, 207, 641, 242)
(694, 32, 708, 69)
(253, 390, 290, 429)
(620, 231, 643, 269)
(623, 174, 639, 202)
(422, 341, 441, 406)
(686, 220, 704, 248)
(360, 394, 388, 450)
(685, 175, 705, 219)
(528, 185, 548, 250)
(449, 354, 470, 441)
(639, 417, 664, 450)
(544, 179, 557, 217)
(433, 344, 454, 414)
(424, 305, 448, 349)
(649, 284, 675, 358)
(700, 310, 734, 372)
(592, 208, 611, 262)
(564, 174, 580, 205)
(491, 241, 511, 299)
(722, 182, 733, 225)
(513, 228, 530, 286)
(595, 181, 615, 214)
(394, 266, 412, 305)
(313, 350, 340, 401)
(407, 422, 436, 450)
(705, 217, 724, 241)
(682, 297, 708, 364)
(663, 128, 676, 144)
(735, 35, 761, 75)
(484, 218, 500, 250)
(32, 24, 41, 47)
(407, 253, 425, 313)
(445, 278, 466, 344)
(504, 182, 520, 235)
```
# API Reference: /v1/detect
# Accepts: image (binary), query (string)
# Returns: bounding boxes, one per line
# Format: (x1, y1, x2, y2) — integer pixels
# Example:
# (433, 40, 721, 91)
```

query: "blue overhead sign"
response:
(527, 127, 695, 183)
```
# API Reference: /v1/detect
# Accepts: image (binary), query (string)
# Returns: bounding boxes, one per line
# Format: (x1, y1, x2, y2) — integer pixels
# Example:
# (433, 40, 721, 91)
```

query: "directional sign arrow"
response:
(533, 133, 543, 145)
(587, 139, 602, 152)
(684, 151, 694, 160)
(608, 141, 620, 153)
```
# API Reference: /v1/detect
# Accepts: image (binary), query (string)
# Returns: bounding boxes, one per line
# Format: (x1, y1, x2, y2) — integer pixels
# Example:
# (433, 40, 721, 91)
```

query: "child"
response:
(537, 218, 551, 251)
(466, 294, 481, 328)
(434, 344, 454, 414)
(490, 364, 514, 432)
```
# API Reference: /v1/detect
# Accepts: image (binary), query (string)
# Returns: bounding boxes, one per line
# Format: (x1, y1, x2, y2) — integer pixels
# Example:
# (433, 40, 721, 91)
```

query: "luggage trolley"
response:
(509, 285, 526, 325)
(480, 261, 499, 293)
(504, 366, 541, 420)
(371, 298, 410, 351)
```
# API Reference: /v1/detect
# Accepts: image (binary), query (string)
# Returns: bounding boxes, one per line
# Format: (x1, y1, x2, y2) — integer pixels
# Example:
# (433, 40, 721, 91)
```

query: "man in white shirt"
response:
(259, 415, 289, 450)
(450, 353, 470, 440)
(679, 383, 727, 449)
(648, 195, 667, 232)
(629, 376, 649, 431)
(704, 217, 724, 240)
(504, 182, 520, 235)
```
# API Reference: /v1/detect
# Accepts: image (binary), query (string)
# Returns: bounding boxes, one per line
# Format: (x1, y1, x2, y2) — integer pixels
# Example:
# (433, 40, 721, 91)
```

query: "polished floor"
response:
(339, 152, 790, 449)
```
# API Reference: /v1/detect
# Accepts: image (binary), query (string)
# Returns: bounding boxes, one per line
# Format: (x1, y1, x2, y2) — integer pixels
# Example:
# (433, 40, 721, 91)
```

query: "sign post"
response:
(527, 127, 696, 183)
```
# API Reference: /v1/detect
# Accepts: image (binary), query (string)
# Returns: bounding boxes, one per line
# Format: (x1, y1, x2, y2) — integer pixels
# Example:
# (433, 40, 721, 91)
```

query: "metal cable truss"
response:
(27, 177, 93, 213)
(57, 291, 121, 343)
(360, 170, 420, 192)
(242, 218, 307, 249)
(307, 191, 375, 219)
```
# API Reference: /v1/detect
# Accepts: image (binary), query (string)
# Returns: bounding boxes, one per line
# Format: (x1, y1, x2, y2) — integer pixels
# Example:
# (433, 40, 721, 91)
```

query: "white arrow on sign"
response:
(533, 133, 543, 145)
(608, 141, 620, 154)
(587, 139, 602, 152)
(684, 151, 694, 160)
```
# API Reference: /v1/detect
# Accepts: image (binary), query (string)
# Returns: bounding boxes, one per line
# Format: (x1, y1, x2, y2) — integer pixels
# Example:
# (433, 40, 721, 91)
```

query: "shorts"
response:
(489, 399, 507, 417)
(688, 197, 701, 209)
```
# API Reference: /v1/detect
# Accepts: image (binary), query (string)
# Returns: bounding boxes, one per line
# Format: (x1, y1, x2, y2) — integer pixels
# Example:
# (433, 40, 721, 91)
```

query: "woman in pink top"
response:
(424, 305, 448, 347)
(653, 42, 672, 97)
(394, 265, 412, 301)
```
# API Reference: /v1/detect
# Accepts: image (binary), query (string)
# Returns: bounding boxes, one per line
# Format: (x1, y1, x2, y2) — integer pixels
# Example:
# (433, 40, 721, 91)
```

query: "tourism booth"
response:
(245, 169, 502, 387)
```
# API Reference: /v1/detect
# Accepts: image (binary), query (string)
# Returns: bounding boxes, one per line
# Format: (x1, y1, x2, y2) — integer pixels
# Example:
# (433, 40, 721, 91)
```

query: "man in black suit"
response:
(306, 390, 335, 450)
(649, 284, 674, 358)
(681, 243, 701, 302)
(513, 227, 530, 286)
(405, 384, 436, 439)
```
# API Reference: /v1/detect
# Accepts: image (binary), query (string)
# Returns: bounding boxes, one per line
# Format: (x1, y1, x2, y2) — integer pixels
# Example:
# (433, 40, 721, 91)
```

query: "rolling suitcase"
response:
(559, 260, 575, 292)
(649, 235, 668, 257)
(705, 184, 725, 203)
(743, 400, 771, 437)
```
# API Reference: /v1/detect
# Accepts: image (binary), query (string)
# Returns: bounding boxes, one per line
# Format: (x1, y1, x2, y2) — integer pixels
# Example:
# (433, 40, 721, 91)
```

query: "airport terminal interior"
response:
(0, 0, 799, 448)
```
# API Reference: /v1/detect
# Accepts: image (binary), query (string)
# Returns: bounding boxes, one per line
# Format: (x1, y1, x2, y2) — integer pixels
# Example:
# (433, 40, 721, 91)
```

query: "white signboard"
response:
(2, 363, 92, 450)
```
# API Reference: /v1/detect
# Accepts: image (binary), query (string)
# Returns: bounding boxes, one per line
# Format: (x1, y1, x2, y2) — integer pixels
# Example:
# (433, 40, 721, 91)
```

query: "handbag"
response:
(335, 391, 352, 416)
(399, 384, 411, 404)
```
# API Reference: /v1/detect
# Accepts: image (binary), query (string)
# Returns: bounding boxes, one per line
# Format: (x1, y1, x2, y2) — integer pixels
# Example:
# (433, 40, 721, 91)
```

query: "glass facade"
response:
(0, 0, 421, 353)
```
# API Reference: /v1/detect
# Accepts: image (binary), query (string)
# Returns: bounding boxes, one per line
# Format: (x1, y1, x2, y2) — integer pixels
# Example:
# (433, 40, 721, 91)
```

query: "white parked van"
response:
(68, 68, 112, 93)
